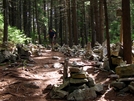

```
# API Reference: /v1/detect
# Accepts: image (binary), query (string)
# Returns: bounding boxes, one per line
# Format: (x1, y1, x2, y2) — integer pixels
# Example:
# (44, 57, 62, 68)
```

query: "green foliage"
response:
(108, 0, 134, 43)
(131, 1, 134, 40)
(107, 0, 121, 43)
(8, 26, 31, 44)
(85, 1, 90, 6)
(0, 14, 31, 44)
(109, 20, 120, 43)
(0, 15, 3, 43)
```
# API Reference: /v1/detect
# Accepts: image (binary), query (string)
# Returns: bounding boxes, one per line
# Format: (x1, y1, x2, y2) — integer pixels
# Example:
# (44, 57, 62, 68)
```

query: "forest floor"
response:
(0, 49, 134, 101)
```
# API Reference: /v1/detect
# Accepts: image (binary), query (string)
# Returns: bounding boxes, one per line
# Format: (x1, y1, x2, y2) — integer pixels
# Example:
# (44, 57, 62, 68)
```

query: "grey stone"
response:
(118, 77, 134, 82)
(49, 88, 68, 99)
(120, 87, 129, 93)
(67, 86, 97, 101)
(108, 74, 119, 79)
(24, 82, 40, 89)
(93, 83, 104, 92)
(57, 80, 70, 90)
(103, 57, 110, 71)
(129, 81, 134, 87)
(128, 85, 134, 94)
(128, 81, 134, 94)
(111, 81, 126, 90)
(70, 78, 88, 84)
(54, 90, 68, 98)
(87, 76, 95, 87)
(52, 56, 60, 60)
(53, 62, 63, 68)
(44, 64, 49, 68)
(0, 52, 6, 63)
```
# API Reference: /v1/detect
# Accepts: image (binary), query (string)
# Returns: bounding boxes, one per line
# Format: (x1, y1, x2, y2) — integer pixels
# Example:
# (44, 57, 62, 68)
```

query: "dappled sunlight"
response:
(83, 66, 92, 71)
(100, 78, 110, 84)
(69, 58, 82, 62)
(88, 72, 99, 79)
(99, 87, 113, 100)
(33, 56, 50, 60)
(0, 63, 63, 101)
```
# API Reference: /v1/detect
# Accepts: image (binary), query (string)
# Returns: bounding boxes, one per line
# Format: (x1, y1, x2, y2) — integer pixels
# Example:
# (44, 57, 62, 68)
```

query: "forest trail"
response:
(0, 49, 134, 101)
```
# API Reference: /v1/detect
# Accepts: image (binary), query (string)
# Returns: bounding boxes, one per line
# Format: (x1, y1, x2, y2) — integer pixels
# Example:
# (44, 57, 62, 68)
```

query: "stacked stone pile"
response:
(49, 62, 104, 101)
(110, 64, 134, 94)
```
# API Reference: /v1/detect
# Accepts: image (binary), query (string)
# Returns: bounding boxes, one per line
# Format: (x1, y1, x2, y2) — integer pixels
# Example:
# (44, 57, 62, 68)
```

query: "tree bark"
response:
(104, 0, 111, 67)
(122, 0, 132, 64)
(67, 0, 72, 47)
(90, 0, 96, 47)
(99, 0, 104, 44)
(3, 0, 8, 44)
(72, 0, 78, 45)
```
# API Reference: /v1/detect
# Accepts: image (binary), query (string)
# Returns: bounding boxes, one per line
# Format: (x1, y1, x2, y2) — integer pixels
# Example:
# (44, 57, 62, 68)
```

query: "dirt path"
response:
(0, 50, 134, 101)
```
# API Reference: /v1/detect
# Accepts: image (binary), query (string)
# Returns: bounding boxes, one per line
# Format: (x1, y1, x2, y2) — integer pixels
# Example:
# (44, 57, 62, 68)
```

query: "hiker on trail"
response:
(48, 28, 57, 50)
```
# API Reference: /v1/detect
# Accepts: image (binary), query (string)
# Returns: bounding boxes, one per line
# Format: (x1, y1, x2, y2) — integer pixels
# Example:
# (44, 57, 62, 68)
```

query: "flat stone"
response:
(111, 56, 124, 65)
(110, 81, 126, 90)
(49, 89, 68, 99)
(56, 90, 68, 98)
(69, 67, 82, 73)
(115, 64, 134, 77)
(108, 74, 119, 79)
(71, 72, 87, 79)
(118, 77, 134, 82)
(57, 80, 69, 90)
(70, 78, 88, 84)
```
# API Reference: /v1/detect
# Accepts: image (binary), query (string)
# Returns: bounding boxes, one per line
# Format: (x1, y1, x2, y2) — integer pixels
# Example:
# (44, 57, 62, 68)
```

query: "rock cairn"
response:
(49, 58, 104, 101)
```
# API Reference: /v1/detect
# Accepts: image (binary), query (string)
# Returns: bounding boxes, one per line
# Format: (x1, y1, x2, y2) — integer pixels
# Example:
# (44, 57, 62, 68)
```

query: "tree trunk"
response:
(94, 0, 100, 43)
(82, 0, 87, 45)
(49, 0, 53, 29)
(59, 0, 63, 46)
(43, 0, 47, 42)
(27, 0, 32, 37)
(72, 0, 78, 45)
(35, 0, 41, 44)
(23, 0, 28, 35)
(32, 1, 36, 42)
(90, 0, 96, 47)
(104, 0, 111, 67)
(122, 0, 132, 64)
(3, 0, 8, 44)
(67, 0, 72, 47)
(18, 0, 23, 30)
(99, 0, 104, 44)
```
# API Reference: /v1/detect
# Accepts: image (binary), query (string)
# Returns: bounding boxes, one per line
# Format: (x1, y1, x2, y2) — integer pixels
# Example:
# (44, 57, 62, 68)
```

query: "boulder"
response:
(67, 85, 97, 101)
(93, 83, 104, 93)
(115, 64, 134, 77)
(110, 81, 126, 90)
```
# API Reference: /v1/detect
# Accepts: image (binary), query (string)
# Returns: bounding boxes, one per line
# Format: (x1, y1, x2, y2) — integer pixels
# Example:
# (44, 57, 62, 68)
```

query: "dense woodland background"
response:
(0, 0, 134, 63)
